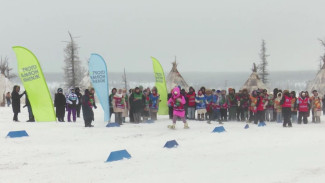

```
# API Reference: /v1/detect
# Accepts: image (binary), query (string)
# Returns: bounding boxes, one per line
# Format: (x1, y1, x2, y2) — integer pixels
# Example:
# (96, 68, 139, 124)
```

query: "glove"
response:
(94, 105, 97, 109)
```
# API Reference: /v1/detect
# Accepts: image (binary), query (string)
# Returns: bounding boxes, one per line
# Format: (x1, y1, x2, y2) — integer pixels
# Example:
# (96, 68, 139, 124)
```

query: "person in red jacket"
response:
(281, 90, 292, 127)
(255, 90, 268, 124)
(186, 86, 196, 120)
(297, 91, 309, 124)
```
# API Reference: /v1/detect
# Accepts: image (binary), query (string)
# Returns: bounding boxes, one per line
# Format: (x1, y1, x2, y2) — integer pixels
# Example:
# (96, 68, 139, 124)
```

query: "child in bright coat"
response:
(66, 88, 79, 122)
(219, 90, 228, 121)
(205, 89, 214, 123)
(227, 88, 238, 121)
(249, 90, 258, 123)
(167, 87, 189, 129)
(149, 87, 160, 120)
(195, 90, 207, 121)
(212, 90, 222, 124)
(238, 89, 250, 121)
(186, 87, 196, 119)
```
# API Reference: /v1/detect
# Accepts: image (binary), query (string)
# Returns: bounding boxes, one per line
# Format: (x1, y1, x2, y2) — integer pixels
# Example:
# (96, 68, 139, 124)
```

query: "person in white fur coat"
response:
(112, 89, 126, 125)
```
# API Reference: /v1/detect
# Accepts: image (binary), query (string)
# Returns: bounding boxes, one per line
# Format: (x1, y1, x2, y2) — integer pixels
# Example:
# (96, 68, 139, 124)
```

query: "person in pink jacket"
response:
(167, 87, 189, 129)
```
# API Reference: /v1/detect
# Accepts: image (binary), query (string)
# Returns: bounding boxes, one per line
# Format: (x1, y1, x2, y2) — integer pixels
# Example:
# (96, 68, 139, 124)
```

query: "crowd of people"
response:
(8, 84, 325, 128)
(167, 87, 324, 128)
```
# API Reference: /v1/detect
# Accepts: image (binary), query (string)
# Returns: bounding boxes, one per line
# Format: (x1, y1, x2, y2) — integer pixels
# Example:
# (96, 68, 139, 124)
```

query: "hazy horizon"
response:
(2, 0, 325, 73)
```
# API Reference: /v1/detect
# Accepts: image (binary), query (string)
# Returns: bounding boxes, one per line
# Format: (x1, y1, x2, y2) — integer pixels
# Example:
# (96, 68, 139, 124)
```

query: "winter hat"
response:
(216, 90, 221, 93)
(84, 89, 90, 95)
(57, 88, 63, 93)
(283, 90, 289, 94)
(172, 87, 180, 98)
(206, 89, 212, 95)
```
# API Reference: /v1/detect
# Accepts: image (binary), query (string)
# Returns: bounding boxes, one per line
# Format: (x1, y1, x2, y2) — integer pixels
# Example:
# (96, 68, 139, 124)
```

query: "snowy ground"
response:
(1, 106, 325, 183)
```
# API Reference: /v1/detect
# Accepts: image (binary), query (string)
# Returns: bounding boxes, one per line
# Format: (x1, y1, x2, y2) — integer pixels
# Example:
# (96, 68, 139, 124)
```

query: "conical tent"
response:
(241, 63, 268, 92)
(307, 61, 325, 96)
(0, 74, 13, 106)
(166, 61, 189, 92)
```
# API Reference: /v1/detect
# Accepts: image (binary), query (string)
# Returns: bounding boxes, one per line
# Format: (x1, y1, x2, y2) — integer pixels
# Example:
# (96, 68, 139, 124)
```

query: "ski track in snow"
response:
(1, 106, 325, 183)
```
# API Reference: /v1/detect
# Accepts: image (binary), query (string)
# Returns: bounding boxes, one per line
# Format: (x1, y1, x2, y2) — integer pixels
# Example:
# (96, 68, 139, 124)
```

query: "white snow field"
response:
(1, 106, 325, 183)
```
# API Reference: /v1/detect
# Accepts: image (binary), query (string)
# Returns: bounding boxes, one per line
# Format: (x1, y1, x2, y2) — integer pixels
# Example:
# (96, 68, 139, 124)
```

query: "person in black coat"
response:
(75, 87, 83, 118)
(89, 88, 97, 121)
(11, 85, 25, 122)
(109, 88, 117, 120)
(24, 93, 35, 122)
(168, 92, 173, 119)
(129, 87, 145, 123)
(82, 89, 94, 127)
(129, 89, 134, 122)
(54, 88, 66, 122)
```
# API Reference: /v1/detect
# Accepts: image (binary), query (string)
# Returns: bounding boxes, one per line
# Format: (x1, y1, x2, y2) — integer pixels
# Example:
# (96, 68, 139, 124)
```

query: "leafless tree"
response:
(122, 68, 128, 90)
(318, 39, 325, 72)
(258, 40, 269, 84)
(63, 32, 85, 89)
(0, 56, 17, 79)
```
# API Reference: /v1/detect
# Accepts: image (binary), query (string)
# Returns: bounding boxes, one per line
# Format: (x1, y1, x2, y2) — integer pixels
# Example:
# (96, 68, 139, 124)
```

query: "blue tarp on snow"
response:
(106, 150, 131, 162)
(212, 126, 226, 133)
(145, 120, 155, 123)
(258, 122, 266, 127)
(106, 123, 120, 127)
(6, 130, 29, 138)
(164, 140, 179, 148)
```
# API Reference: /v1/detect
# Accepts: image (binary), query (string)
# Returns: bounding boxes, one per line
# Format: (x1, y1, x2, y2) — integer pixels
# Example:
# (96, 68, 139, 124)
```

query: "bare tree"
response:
(122, 68, 128, 90)
(258, 40, 269, 84)
(0, 56, 17, 79)
(63, 32, 85, 89)
(318, 39, 325, 72)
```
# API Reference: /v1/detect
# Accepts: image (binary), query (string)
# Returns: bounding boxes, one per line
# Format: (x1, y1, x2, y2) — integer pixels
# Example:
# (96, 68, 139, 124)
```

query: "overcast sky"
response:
(1, 0, 325, 73)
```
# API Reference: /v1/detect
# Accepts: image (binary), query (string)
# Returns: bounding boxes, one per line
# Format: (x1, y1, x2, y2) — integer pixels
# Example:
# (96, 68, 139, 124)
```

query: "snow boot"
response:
(168, 124, 176, 129)
(184, 122, 189, 129)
